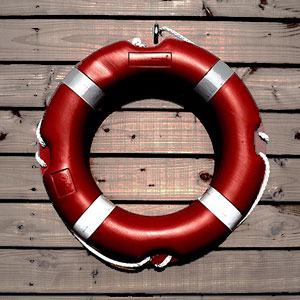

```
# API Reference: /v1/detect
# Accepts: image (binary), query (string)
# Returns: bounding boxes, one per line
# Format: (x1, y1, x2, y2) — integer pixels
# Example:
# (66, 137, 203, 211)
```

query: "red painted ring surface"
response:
(39, 39, 266, 266)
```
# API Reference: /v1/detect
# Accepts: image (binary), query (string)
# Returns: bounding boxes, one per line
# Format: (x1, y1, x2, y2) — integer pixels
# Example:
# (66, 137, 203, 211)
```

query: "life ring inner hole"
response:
(87, 73, 219, 216)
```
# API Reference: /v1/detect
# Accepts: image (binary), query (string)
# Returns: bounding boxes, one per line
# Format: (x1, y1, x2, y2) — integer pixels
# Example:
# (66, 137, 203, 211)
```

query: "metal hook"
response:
(153, 23, 161, 45)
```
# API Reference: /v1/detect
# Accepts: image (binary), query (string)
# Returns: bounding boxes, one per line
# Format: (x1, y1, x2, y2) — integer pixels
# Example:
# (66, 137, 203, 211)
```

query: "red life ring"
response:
(36, 38, 269, 269)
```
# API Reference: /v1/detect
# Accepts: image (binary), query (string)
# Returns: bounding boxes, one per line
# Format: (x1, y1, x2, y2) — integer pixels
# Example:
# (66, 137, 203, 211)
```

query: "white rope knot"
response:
(131, 37, 146, 48)
(35, 119, 47, 168)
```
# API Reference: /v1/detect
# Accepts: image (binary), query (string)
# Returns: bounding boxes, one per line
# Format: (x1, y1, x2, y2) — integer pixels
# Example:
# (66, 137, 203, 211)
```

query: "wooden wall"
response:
(0, 0, 300, 298)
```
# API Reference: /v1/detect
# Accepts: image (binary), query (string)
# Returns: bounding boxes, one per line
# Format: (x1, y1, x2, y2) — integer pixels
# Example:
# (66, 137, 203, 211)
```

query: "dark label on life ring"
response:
(128, 52, 172, 68)
(50, 168, 76, 199)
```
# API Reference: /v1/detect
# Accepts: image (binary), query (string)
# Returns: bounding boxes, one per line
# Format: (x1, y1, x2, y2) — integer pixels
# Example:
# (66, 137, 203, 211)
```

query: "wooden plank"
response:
(0, 20, 299, 63)
(0, 0, 299, 18)
(0, 249, 299, 293)
(1, 65, 299, 110)
(0, 203, 299, 248)
(0, 111, 299, 155)
(0, 64, 70, 108)
(0, 295, 300, 300)
(0, 156, 298, 201)
(2, 297, 300, 300)
(0, 156, 212, 200)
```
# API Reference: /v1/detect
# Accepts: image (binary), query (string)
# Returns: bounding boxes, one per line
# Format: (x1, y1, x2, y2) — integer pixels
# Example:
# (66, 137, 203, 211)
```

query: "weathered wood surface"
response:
(1, 65, 299, 109)
(0, 203, 299, 248)
(0, 0, 299, 18)
(0, 249, 299, 293)
(1, 111, 299, 155)
(0, 0, 299, 297)
(0, 20, 299, 63)
(3, 297, 300, 300)
(0, 156, 297, 201)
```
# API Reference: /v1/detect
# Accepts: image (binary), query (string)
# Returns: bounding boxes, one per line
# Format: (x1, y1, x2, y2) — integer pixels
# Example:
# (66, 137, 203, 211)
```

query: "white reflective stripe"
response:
(194, 60, 234, 103)
(73, 194, 115, 239)
(62, 68, 105, 110)
(198, 186, 243, 231)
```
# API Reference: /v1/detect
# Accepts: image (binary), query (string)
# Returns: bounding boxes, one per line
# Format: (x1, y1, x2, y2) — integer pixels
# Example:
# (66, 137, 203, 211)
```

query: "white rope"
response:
(237, 151, 270, 227)
(160, 26, 195, 45)
(154, 255, 173, 269)
(258, 131, 270, 143)
(35, 119, 47, 168)
(131, 26, 195, 48)
(237, 132, 270, 226)
(75, 231, 173, 269)
(35, 115, 172, 269)
(74, 233, 152, 269)
(131, 37, 146, 48)
(35, 150, 47, 168)
(34, 29, 265, 268)
(36, 119, 46, 148)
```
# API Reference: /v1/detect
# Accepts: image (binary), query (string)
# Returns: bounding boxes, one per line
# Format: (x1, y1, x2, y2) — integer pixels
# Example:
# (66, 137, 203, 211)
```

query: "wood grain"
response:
(1, 65, 299, 110)
(0, 156, 297, 201)
(0, 20, 299, 63)
(0, 203, 299, 248)
(0, 110, 299, 155)
(3, 297, 299, 300)
(0, 249, 299, 293)
(0, 0, 299, 18)
(0, 0, 298, 297)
